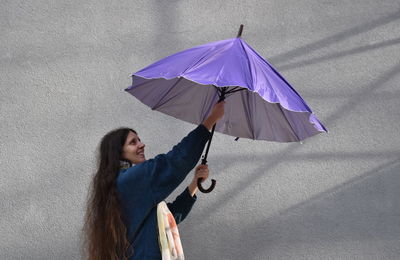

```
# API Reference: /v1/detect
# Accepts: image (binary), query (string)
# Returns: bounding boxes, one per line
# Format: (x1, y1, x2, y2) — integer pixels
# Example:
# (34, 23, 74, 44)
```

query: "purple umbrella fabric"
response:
(126, 37, 327, 142)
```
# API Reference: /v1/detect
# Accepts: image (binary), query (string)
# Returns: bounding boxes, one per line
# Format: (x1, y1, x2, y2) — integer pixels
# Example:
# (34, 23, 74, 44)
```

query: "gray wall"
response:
(1, 0, 399, 259)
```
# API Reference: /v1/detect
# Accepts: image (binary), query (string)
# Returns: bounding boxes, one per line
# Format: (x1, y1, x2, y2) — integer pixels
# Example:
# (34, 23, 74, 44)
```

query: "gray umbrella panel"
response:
(127, 76, 323, 142)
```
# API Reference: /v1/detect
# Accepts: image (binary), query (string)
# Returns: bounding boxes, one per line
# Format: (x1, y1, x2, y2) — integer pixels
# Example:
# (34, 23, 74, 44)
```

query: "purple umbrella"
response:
(126, 25, 327, 193)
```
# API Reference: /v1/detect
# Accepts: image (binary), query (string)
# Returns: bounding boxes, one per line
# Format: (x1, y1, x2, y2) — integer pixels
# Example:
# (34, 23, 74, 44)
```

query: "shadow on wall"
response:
(276, 37, 400, 72)
(212, 158, 400, 259)
(268, 9, 400, 66)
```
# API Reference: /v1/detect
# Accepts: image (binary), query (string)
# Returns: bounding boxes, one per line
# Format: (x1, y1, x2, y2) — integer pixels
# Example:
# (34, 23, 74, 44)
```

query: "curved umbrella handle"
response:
(197, 178, 216, 193)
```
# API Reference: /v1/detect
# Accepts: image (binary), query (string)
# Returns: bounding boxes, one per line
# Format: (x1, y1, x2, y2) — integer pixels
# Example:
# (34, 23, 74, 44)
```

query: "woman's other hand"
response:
(188, 164, 209, 196)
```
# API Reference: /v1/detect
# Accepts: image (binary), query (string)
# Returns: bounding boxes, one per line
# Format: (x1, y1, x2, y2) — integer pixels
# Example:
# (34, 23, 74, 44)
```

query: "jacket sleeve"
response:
(118, 124, 211, 204)
(167, 187, 197, 225)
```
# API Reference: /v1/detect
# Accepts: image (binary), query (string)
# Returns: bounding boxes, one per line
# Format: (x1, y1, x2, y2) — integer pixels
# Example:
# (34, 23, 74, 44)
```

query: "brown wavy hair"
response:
(82, 128, 136, 260)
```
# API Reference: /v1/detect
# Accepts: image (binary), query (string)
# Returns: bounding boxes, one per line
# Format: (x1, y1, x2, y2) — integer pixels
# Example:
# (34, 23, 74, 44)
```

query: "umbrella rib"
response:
(200, 85, 218, 122)
(225, 86, 240, 94)
(243, 90, 256, 139)
(226, 87, 246, 97)
(238, 40, 254, 91)
(276, 104, 301, 141)
(181, 49, 215, 75)
(213, 85, 221, 94)
(152, 77, 183, 110)
(213, 85, 227, 99)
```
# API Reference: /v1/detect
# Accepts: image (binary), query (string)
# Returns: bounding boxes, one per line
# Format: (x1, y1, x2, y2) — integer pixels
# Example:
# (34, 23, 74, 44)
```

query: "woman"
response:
(82, 102, 225, 260)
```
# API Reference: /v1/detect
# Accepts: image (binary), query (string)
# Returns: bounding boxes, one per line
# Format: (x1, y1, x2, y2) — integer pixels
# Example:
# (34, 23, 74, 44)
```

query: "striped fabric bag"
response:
(157, 201, 185, 260)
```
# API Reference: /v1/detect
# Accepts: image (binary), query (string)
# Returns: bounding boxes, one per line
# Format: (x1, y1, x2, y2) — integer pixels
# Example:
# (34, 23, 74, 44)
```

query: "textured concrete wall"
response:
(1, 0, 400, 259)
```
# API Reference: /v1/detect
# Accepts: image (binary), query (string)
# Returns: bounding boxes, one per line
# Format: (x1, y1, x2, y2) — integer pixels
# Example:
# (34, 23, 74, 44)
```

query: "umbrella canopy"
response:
(126, 36, 327, 143)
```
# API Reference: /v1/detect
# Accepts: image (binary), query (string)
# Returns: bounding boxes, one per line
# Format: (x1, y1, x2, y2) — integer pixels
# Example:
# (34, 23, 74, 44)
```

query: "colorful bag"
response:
(157, 201, 185, 260)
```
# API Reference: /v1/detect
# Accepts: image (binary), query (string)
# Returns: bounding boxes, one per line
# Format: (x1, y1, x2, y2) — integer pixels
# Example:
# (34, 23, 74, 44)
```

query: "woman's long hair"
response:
(82, 128, 136, 260)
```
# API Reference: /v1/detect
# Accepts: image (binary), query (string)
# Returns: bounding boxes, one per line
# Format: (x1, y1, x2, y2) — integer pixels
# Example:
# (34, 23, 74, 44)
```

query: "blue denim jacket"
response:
(116, 124, 211, 259)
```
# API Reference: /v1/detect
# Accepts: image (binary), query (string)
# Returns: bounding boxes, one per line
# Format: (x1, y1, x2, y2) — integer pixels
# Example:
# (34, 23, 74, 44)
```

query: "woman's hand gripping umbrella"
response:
(188, 164, 209, 196)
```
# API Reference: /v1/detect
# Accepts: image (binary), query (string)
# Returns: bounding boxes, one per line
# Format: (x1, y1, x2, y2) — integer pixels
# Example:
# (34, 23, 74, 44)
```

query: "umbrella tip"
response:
(237, 24, 244, 38)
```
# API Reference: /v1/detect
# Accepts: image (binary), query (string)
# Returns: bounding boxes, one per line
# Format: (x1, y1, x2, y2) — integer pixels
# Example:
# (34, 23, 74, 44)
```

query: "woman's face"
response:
(122, 131, 146, 164)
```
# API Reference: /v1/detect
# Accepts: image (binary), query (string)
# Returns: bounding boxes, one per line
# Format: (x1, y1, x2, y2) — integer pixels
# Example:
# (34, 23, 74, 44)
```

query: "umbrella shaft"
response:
(217, 86, 228, 102)
(201, 123, 216, 165)
(201, 87, 227, 165)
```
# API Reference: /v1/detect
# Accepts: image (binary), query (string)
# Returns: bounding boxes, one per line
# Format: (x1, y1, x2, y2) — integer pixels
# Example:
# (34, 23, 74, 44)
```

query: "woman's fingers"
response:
(196, 170, 208, 177)
(196, 165, 208, 173)
(196, 164, 208, 169)
(195, 165, 209, 182)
